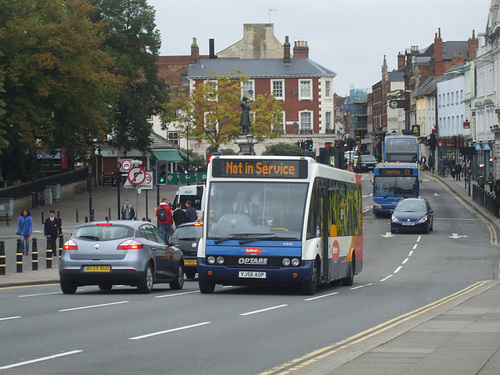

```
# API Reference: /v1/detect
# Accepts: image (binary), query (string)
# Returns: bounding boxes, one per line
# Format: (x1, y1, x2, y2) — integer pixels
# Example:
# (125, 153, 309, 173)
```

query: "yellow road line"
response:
(260, 281, 490, 375)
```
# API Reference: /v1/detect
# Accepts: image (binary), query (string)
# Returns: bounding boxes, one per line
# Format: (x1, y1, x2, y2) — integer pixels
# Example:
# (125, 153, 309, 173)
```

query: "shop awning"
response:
(152, 149, 183, 162)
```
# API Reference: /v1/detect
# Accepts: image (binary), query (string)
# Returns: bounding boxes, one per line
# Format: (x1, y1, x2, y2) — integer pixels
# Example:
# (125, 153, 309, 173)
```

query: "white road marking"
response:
(380, 275, 393, 282)
(58, 301, 129, 312)
(129, 322, 211, 340)
(240, 304, 288, 316)
(19, 291, 61, 298)
(413, 244, 418, 250)
(154, 290, 199, 299)
(0, 350, 82, 370)
(0, 316, 21, 321)
(417, 236, 421, 242)
(402, 258, 409, 264)
(408, 250, 414, 257)
(304, 292, 338, 301)
(351, 283, 373, 290)
(394, 266, 402, 274)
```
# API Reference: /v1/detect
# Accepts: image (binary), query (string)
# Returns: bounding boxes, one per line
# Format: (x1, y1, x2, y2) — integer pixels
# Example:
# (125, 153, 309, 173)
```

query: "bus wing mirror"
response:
(369, 178, 373, 184)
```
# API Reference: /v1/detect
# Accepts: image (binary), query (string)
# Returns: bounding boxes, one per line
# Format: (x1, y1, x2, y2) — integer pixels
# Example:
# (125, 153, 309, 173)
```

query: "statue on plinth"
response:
(239, 97, 251, 134)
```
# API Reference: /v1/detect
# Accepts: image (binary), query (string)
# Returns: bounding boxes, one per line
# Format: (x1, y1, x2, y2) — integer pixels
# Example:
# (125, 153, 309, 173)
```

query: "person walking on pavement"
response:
(121, 200, 135, 220)
(17, 209, 33, 255)
(156, 198, 173, 239)
(478, 173, 485, 190)
(173, 203, 186, 228)
(185, 200, 197, 223)
(455, 162, 462, 181)
(44, 210, 62, 256)
(488, 172, 495, 192)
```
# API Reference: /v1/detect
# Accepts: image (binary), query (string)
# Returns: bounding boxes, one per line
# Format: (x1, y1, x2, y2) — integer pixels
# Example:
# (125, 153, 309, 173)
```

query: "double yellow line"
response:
(260, 281, 491, 375)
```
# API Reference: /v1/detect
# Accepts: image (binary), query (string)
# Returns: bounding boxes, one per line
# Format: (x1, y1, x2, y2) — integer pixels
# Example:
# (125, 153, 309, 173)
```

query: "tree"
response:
(0, 0, 122, 182)
(162, 71, 283, 152)
(262, 143, 304, 156)
(92, 0, 168, 153)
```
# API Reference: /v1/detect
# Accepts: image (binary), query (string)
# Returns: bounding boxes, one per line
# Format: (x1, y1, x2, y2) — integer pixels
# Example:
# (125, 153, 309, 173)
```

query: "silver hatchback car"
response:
(59, 221, 184, 294)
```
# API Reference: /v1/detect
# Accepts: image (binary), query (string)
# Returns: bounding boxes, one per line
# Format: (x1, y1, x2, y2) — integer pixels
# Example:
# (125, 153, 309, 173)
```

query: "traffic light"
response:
(155, 160, 168, 185)
(429, 133, 436, 151)
(305, 140, 313, 150)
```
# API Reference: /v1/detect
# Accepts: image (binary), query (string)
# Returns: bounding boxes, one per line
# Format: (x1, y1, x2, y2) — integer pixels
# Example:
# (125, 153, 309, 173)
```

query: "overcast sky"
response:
(147, 0, 491, 96)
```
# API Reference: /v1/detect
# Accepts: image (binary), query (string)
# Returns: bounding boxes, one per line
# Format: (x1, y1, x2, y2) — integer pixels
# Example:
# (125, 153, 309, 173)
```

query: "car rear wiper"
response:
(79, 235, 99, 241)
(213, 233, 275, 244)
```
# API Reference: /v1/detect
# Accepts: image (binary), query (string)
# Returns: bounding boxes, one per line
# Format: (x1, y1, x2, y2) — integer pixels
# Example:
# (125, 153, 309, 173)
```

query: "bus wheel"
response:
(301, 262, 318, 295)
(199, 279, 215, 294)
(342, 255, 355, 286)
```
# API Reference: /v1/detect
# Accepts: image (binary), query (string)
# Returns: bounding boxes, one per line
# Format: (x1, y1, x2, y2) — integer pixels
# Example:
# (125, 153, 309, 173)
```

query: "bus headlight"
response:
(207, 256, 216, 264)
(282, 258, 291, 266)
(291, 258, 300, 267)
(216, 256, 225, 265)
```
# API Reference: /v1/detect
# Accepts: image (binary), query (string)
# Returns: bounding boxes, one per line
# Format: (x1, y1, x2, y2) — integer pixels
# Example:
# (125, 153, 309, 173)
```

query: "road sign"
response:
(121, 159, 132, 171)
(142, 172, 153, 190)
(128, 166, 146, 185)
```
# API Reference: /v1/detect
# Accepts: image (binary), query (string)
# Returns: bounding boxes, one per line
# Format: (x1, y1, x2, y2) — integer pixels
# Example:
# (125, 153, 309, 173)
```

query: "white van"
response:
(171, 184, 205, 220)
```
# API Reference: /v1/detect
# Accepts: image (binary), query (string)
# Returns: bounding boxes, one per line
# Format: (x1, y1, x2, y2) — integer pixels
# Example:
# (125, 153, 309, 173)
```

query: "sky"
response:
(147, 0, 491, 97)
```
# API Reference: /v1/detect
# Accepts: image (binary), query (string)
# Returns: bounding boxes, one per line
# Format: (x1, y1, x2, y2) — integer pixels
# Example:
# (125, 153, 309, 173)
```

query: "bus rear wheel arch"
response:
(341, 253, 355, 286)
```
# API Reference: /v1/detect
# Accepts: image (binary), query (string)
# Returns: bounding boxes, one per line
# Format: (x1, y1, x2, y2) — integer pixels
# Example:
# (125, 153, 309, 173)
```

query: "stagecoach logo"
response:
(95, 244, 100, 249)
(238, 257, 268, 265)
(244, 248, 263, 255)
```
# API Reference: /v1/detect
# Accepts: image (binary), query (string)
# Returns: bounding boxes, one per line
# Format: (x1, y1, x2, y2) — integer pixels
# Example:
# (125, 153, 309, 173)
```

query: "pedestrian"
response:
(488, 172, 495, 192)
(173, 203, 186, 228)
(121, 200, 135, 220)
(44, 210, 62, 255)
(156, 198, 173, 239)
(428, 154, 434, 173)
(455, 163, 462, 181)
(495, 179, 500, 200)
(16, 209, 33, 256)
(478, 173, 485, 189)
(185, 200, 197, 223)
(420, 155, 427, 170)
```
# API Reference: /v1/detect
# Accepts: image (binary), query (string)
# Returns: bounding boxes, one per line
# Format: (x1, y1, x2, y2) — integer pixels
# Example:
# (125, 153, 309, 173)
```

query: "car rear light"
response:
(194, 222, 203, 226)
(117, 239, 144, 250)
(97, 223, 112, 226)
(63, 239, 78, 250)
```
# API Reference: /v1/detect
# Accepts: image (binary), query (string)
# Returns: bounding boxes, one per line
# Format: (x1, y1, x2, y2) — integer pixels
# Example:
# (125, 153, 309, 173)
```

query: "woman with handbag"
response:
(17, 209, 33, 255)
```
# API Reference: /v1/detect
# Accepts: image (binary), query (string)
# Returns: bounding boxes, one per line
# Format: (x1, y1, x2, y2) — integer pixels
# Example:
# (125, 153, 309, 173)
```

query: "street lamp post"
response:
(184, 117, 191, 185)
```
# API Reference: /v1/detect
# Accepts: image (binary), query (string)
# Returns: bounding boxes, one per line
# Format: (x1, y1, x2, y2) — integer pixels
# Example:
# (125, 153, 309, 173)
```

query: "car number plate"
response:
(84, 265, 111, 272)
(184, 259, 197, 266)
(239, 271, 266, 279)
(402, 222, 415, 226)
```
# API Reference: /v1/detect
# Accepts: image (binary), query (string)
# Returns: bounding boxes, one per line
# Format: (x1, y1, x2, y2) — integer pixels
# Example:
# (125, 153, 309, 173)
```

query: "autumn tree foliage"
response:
(162, 71, 283, 152)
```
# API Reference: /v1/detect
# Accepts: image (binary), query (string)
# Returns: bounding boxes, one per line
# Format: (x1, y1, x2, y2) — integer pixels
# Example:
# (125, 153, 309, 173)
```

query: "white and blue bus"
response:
(197, 156, 363, 295)
(372, 162, 420, 216)
(384, 135, 419, 163)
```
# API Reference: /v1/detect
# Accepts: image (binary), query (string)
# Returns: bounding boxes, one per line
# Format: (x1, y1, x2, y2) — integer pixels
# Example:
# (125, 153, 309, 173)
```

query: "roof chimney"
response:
(283, 36, 291, 63)
(468, 30, 478, 60)
(434, 28, 443, 76)
(209, 39, 216, 59)
(293, 41, 309, 58)
(397, 52, 405, 69)
(191, 37, 199, 64)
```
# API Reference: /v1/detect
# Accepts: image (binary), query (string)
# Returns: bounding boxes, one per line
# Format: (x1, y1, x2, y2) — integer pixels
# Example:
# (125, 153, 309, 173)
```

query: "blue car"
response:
(390, 198, 434, 234)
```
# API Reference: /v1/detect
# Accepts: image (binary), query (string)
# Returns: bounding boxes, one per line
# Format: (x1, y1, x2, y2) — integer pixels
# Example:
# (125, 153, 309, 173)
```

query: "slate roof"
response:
(423, 41, 471, 60)
(188, 58, 336, 79)
(388, 71, 404, 82)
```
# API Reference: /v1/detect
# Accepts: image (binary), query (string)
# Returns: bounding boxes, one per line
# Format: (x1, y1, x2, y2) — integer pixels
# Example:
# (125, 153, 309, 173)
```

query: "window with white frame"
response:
(167, 131, 179, 145)
(451, 92, 454, 105)
(271, 80, 284, 100)
(325, 80, 332, 98)
(456, 91, 459, 104)
(325, 111, 332, 131)
(204, 112, 219, 133)
(273, 111, 285, 134)
(242, 80, 254, 99)
(300, 111, 312, 133)
(205, 80, 217, 100)
(299, 79, 312, 100)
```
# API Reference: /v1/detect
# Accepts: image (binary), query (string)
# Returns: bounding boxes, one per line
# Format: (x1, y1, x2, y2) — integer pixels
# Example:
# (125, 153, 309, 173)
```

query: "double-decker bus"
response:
(197, 156, 363, 295)
(384, 135, 419, 163)
(372, 162, 420, 216)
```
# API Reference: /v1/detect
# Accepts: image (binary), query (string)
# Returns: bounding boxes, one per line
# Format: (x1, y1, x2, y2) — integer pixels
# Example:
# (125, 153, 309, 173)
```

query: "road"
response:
(0, 174, 498, 374)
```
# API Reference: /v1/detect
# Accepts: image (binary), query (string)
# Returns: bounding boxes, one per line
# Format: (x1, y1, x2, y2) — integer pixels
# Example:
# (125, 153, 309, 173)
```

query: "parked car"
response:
(170, 222, 203, 279)
(390, 198, 434, 234)
(59, 221, 184, 294)
(356, 154, 378, 172)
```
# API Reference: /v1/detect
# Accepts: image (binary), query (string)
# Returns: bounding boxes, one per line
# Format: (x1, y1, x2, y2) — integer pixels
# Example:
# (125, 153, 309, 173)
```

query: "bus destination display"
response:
(378, 168, 415, 176)
(212, 159, 308, 179)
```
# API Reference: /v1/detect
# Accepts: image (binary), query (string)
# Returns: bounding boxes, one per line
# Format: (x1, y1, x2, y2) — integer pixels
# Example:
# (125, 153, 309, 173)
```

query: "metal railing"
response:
(472, 184, 500, 218)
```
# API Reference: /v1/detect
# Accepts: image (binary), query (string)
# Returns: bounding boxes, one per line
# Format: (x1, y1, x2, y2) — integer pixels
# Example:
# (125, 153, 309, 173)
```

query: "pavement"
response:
(1, 172, 500, 374)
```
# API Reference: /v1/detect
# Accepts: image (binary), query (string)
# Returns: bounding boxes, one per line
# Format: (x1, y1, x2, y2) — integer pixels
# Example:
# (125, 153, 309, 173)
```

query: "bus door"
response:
(319, 180, 330, 282)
